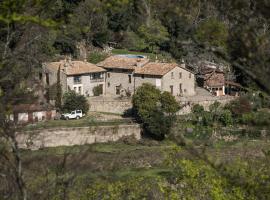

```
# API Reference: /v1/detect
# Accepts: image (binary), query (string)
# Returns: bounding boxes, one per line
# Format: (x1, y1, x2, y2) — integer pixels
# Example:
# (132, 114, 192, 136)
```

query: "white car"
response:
(61, 110, 85, 120)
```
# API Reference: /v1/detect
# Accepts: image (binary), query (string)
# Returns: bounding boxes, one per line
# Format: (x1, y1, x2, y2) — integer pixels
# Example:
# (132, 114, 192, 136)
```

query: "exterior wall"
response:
(162, 67, 196, 96)
(18, 113, 28, 123)
(67, 73, 105, 96)
(89, 97, 132, 114)
(16, 125, 141, 150)
(105, 69, 134, 96)
(134, 74, 162, 91)
(43, 67, 67, 93)
(33, 111, 46, 121)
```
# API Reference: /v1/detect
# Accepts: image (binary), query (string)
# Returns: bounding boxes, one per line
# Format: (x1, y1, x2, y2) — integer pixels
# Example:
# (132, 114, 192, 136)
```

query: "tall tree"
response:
(55, 66, 62, 110)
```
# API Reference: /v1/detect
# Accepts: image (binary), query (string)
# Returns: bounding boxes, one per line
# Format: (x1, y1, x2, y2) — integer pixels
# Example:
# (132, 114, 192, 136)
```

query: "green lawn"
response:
(23, 116, 134, 131)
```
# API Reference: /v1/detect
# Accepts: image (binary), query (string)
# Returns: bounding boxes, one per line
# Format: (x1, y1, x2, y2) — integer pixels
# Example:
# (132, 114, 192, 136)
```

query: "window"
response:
(90, 73, 103, 80)
(78, 86, 82, 94)
(74, 76, 81, 84)
(189, 73, 192, 79)
(107, 73, 110, 78)
(179, 83, 182, 93)
(170, 85, 173, 95)
(116, 86, 121, 95)
(179, 72, 182, 79)
(128, 75, 132, 83)
(142, 74, 145, 79)
(107, 82, 110, 87)
(73, 87, 77, 92)
(171, 72, 174, 79)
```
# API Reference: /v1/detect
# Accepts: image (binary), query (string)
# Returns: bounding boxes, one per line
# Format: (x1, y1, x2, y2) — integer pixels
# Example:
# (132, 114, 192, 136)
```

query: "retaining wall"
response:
(16, 124, 141, 150)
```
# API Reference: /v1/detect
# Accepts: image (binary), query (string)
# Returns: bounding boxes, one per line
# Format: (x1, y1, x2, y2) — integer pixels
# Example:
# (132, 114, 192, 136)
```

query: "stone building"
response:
(98, 55, 196, 97)
(197, 68, 226, 96)
(43, 58, 106, 97)
(134, 62, 196, 96)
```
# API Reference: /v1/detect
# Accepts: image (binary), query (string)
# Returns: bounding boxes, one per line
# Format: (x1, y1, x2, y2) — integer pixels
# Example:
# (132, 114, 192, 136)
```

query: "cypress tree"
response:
(55, 66, 62, 110)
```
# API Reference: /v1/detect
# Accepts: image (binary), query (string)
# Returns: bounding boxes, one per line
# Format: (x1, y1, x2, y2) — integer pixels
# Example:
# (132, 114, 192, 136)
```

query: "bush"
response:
(87, 51, 108, 64)
(192, 104, 204, 114)
(225, 97, 252, 117)
(220, 109, 233, 126)
(92, 85, 103, 96)
(132, 83, 180, 140)
(62, 91, 89, 113)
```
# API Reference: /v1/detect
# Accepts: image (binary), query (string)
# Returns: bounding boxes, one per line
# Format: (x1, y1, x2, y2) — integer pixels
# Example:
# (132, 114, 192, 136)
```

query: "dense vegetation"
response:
(0, 0, 270, 200)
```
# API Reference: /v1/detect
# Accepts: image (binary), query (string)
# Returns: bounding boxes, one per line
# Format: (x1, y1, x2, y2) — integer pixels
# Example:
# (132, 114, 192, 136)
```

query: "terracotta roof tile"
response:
(45, 60, 105, 75)
(97, 55, 149, 70)
(134, 62, 178, 76)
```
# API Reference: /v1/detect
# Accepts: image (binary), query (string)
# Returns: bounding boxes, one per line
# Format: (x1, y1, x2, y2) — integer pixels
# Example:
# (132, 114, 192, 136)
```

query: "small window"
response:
(179, 83, 182, 93)
(171, 72, 174, 79)
(107, 73, 110, 78)
(128, 75, 132, 83)
(142, 74, 145, 79)
(71, 111, 75, 115)
(184, 89, 187, 93)
(78, 86, 82, 94)
(116, 86, 121, 95)
(179, 72, 182, 79)
(107, 82, 110, 87)
(74, 76, 81, 84)
(189, 73, 192, 79)
(170, 85, 173, 95)
(76, 110, 82, 113)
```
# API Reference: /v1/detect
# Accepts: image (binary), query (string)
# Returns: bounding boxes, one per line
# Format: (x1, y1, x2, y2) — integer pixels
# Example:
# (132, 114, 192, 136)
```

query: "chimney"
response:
(180, 58, 186, 68)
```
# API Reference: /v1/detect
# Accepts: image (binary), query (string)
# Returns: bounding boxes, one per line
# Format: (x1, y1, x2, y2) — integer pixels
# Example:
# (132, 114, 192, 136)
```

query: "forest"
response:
(0, 0, 270, 199)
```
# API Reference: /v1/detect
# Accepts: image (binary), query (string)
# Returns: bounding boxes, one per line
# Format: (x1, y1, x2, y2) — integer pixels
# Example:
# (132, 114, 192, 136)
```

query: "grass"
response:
(23, 116, 134, 131)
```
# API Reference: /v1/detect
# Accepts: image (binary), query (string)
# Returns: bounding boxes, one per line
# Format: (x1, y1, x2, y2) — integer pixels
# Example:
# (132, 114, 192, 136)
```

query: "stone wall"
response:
(89, 96, 132, 114)
(16, 124, 141, 150)
(177, 96, 236, 115)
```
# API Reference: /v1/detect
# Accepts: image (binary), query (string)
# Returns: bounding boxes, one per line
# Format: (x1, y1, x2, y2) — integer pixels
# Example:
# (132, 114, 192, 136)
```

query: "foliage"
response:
(138, 19, 169, 52)
(195, 18, 229, 48)
(88, 51, 108, 64)
(225, 97, 252, 117)
(132, 83, 180, 140)
(121, 31, 147, 51)
(55, 66, 62, 110)
(92, 85, 103, 96)
(62, 91, 89, 113)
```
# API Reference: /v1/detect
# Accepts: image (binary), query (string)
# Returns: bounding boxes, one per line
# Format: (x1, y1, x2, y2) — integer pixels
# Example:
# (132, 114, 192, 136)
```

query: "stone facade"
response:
(105, 69, 134, 96)
(66, 73, 105, 96)
(16, 124, 141, 150)
(43, 59, 106, 97)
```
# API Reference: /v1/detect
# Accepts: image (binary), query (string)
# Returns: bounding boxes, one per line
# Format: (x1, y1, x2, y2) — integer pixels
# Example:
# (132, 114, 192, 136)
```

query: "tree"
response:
(138, 19, 169, 52)
(62, 91, 89, 113)
(195, 18, 228, 49)
(55, 66, 62, 110)
(132, 83, 180, 140)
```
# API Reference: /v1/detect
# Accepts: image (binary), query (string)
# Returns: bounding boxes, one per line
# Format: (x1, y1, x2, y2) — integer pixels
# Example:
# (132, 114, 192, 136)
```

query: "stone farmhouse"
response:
(197, 67, 226, 96)
(43, 55, 196, 98)
(43, 58, 106, 97)
(98, 55, 196, 97)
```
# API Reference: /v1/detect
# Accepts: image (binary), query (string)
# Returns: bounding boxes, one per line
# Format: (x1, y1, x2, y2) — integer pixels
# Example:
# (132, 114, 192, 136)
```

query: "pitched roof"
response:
(12, 104, 55, 113)
(200, 67, 224, 75)
(134, 62, 179, 76)
(45, 60, 106, 76)
(97, 55, 149, 70)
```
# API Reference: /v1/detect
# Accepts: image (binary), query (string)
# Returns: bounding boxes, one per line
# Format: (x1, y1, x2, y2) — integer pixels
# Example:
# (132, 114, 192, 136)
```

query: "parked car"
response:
(61, 110, 85, 120)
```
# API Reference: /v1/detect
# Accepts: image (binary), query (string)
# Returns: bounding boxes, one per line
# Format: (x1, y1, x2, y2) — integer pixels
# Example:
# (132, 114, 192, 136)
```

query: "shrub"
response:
(92, 85, 103, 96)
(225, 97, 252, 117)
(192, 104, 204, 114)
(62, 91, 89, 113)
(132, 83, 180, 140)
(220, 109, 233, 126)
(87, 51, 108, 64)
